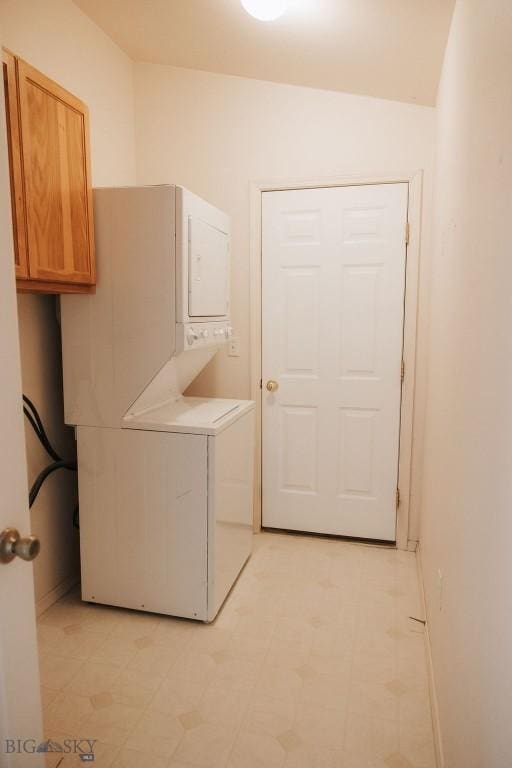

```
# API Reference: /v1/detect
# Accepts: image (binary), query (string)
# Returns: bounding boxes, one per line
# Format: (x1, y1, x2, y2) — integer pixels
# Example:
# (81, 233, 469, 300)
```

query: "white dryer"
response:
(61, 186, 254, 622)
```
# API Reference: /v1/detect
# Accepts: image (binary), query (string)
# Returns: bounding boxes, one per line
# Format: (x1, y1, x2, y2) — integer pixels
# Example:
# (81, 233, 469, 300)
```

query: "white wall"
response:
(16, 295, 80, 611)
(134, 63, 436, 540)
(0, 0, 136, 609)
(420, 1, 512, 765)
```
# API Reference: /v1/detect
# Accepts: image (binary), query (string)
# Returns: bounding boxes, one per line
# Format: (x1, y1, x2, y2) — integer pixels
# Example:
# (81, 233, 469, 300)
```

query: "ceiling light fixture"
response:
(240, 0, 289, 21)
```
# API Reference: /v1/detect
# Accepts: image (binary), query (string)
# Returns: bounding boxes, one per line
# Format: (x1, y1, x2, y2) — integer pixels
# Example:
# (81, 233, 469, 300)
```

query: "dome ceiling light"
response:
(240, 0, 289, 22)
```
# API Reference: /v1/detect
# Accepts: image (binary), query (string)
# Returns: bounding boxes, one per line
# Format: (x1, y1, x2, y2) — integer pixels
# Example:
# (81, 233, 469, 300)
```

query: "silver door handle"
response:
(0, 528, 40, 564)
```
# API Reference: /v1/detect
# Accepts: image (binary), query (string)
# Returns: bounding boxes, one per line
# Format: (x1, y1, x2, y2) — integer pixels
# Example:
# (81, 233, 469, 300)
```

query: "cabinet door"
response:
(17, 59, 95, 285)
(2, 50, 28, 278)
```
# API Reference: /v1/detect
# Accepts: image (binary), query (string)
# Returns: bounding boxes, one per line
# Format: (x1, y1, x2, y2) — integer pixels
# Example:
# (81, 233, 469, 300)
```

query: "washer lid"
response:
(123, 396, 254, 435)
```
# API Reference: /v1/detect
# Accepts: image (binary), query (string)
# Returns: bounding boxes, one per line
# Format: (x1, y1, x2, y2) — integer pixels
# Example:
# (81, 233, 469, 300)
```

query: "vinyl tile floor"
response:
(37, 532, 436, 768)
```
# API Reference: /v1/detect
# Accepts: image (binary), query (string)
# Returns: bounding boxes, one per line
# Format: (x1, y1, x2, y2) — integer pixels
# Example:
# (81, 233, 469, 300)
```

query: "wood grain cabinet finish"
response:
(2, 50, 95, 293)
(3, 50, 28, 279)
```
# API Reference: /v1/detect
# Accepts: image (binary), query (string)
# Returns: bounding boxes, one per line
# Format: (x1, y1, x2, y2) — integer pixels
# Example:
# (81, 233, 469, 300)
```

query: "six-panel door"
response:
(262, 184, 408, 541)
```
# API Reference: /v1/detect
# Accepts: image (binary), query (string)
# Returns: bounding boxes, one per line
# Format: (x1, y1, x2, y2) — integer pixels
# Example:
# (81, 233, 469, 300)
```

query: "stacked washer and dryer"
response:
(61, 185, 254, 622)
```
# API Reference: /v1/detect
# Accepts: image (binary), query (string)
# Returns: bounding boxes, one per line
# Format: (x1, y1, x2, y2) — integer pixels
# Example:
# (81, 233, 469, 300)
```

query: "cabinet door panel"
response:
(17, 59, 95, 285)
(2, 50, 28, 278)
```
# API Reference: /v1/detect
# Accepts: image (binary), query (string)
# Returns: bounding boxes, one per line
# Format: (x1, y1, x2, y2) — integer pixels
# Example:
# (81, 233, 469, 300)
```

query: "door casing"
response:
(250, 171, 424, 550)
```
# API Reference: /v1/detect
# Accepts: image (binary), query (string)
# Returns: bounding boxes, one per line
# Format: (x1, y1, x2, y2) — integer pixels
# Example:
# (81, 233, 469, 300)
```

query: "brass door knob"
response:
(0, 528, 41, 564)
(266, 380, 279, 393)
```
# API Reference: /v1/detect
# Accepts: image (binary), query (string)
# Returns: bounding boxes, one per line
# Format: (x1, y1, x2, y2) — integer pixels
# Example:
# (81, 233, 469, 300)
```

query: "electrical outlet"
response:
(437, 569, 443, 611)
(228, 337, 240, 357)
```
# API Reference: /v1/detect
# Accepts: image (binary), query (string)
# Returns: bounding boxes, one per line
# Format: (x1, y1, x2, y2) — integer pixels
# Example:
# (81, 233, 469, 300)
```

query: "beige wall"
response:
(16, 296, 80, 609)
(134, 63, 436, 540)
(0, 0, 136, 608)
(420, 1, 512, 765)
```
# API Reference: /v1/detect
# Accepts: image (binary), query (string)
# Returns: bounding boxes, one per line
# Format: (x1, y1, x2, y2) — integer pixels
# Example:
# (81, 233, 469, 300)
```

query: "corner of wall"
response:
(416, 542, 445, 768)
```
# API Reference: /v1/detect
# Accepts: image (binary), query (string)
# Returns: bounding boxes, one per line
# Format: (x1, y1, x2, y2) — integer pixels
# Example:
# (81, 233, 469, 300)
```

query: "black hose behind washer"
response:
(29, 460, 77, 508)
(22, 395, 78, 523)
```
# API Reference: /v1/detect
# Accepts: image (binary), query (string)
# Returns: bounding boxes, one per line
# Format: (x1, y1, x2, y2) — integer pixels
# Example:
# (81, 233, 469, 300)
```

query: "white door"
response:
(262, 183, 408, 541)
(0, 44, 44, 766)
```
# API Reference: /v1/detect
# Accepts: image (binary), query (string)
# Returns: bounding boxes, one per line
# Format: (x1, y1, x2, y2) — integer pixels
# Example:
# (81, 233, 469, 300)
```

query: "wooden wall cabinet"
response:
(2, 50, 95, 293)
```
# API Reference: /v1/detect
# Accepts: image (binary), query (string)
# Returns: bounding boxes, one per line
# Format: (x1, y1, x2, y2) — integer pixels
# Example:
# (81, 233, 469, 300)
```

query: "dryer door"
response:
(188, 217, 229, 317)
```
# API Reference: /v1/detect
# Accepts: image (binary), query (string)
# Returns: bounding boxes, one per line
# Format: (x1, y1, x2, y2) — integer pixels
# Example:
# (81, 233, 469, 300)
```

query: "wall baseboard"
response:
(416, 543, 445, 768)
(35, 573, 79, 617)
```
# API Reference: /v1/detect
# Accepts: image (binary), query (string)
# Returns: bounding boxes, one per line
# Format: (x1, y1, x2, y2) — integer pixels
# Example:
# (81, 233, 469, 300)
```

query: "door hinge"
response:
(396, 488, 401, 510)
(405, 221, 410, 245)
(401, 359, 405, 383)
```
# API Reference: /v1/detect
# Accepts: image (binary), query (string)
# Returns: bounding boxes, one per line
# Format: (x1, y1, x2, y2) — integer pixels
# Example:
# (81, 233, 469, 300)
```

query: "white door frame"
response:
(249, 170, 424, 550)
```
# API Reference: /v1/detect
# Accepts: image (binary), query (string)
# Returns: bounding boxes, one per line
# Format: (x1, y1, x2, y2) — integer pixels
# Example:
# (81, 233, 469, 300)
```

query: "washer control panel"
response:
(177, 322, 233, 352)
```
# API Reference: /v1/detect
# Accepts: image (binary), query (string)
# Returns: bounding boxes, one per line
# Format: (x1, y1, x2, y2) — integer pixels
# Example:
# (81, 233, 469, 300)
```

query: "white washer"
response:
(79, 398, 254, 622)
(61, 186, 255, 621)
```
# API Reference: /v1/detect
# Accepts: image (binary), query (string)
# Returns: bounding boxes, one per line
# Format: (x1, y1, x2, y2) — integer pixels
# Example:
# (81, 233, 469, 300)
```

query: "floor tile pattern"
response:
(37, 532, 436, 767)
